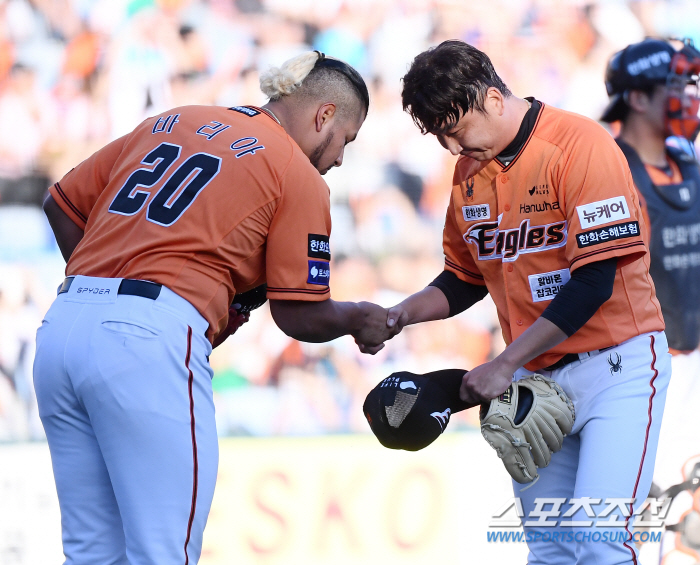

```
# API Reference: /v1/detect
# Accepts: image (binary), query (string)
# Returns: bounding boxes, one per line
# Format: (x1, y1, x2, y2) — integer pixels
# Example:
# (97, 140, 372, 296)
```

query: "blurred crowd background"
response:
(1, 0, 698, 441)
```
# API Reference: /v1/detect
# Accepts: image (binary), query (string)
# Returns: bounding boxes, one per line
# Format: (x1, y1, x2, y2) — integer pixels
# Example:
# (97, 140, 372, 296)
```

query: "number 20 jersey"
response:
(49, 105, 332, 343)
(442, 103, 665, 370)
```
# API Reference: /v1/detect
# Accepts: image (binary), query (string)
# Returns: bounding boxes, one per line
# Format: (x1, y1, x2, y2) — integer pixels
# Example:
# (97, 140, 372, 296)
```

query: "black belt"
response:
(544, 353, 582, 371)
(58, 276, 162, 300)
(544, 345, 617, 372)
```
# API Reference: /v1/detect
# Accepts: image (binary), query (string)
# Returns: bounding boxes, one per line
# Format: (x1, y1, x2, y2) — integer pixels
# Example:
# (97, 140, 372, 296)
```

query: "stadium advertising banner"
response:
(0, 434, 524, 564)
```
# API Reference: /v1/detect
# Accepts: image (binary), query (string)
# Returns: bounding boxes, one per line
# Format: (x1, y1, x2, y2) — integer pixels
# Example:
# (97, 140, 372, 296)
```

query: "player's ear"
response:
(315, 103, 337, 132)
(485, 87, 505, 116)
(626, 90, 652, 113)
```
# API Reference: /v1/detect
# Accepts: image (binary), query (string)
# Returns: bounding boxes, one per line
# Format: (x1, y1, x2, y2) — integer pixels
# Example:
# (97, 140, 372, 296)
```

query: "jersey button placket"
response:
(499, 175, 510, 214)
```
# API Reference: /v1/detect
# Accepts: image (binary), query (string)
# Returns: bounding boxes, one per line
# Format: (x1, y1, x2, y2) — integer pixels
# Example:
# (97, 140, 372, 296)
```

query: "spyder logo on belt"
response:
(464, 218, 567, 262)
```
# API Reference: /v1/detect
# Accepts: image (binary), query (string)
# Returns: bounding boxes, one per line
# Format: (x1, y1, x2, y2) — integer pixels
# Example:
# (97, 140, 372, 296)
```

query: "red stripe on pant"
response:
(623, 334, 658, 564)
(184, 326, 199, 565)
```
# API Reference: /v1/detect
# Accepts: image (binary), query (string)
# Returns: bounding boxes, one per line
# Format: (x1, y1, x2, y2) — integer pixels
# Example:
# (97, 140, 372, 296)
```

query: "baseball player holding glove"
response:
(378, 40, 672, 564)
(35, 52, 402, 564)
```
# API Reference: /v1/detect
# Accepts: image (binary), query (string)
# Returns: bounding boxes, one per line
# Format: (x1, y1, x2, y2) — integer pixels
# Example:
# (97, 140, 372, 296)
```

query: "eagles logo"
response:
(466, 177, 474, 200)
(464, 217, 567, 262)
(462, 177, 475, 202)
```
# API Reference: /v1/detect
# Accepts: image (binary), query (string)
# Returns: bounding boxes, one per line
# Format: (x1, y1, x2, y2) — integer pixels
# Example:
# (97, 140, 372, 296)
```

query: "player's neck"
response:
(619, 119, 667, 168)
(261, 101, 286, 129)
(262, 100, 318, 160)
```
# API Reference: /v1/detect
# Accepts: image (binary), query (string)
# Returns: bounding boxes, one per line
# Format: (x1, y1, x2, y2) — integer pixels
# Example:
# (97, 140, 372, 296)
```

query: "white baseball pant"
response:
(514, 331, 672, 565)
(34, 275, 218, 565)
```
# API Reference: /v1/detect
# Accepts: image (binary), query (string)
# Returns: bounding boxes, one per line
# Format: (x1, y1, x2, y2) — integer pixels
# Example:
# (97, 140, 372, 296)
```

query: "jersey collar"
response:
(494, 98, 544, 171)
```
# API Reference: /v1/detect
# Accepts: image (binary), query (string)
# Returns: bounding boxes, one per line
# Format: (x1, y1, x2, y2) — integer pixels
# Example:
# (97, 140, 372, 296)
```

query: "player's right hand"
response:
(459, 358, 515, 405)
(353, 301, 403, 354)
(355, 340, 384, 355)
(386, 305, 410, 332)
(356, 303, 410, 354)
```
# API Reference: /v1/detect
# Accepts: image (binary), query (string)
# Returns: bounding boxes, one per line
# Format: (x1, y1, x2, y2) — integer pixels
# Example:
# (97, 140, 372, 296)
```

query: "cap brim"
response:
(601, 93, 626, 123)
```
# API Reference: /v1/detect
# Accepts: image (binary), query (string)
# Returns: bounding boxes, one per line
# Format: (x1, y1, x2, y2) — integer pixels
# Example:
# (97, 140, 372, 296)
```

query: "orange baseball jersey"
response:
(645, 160, 683, 186)
(442, 103, 665, 370)
(49, 105, 332, 342)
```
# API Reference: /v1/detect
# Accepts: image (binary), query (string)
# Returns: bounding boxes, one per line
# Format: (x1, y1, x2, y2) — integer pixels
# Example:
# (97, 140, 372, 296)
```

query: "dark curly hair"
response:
(401, 40, 512, 134)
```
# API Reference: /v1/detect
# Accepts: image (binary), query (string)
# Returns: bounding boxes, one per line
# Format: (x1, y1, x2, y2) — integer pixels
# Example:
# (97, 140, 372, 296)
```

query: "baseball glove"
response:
(232, 284, 267, 313)
(480, 374, 575, 484)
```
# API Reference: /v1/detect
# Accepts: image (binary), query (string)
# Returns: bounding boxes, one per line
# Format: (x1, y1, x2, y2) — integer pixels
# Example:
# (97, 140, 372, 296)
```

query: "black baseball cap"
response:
(363, 369, 474, 451)
(602, 38, 676, 123)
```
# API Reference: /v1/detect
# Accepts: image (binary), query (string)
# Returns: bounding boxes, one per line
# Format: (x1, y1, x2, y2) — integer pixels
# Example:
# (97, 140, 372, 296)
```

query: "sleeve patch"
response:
(576, 221, 640, 248)
(308, 234, 331, 260)
(307, 260, 330, 285)
(576, 196, 629, 228)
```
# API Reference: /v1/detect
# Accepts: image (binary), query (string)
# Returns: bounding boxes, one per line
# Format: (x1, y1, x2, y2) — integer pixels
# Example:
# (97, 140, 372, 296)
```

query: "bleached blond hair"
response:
(259, 51, 321, 100)
(258, 52, 369, 120)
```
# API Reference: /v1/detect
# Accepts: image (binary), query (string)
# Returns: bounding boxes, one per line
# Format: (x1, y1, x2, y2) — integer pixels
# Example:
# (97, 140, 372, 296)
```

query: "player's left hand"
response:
(459, 358, 516, 405)
(212, 307, 250, 349)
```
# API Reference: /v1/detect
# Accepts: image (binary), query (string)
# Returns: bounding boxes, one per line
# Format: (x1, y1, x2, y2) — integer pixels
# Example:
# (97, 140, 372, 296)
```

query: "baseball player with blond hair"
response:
(377, 40, 672, 564)
(35, 51, 398, 564)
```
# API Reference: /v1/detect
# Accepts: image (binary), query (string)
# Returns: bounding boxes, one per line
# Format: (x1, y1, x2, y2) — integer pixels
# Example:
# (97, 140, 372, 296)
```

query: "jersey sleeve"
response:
(443, 190, 486, 285)
(265, 154, 332, 301)
(559, 128, 648, 272)
(48, 134, 129, 229)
